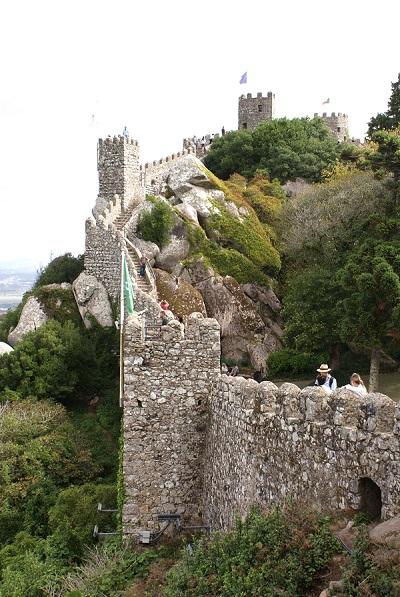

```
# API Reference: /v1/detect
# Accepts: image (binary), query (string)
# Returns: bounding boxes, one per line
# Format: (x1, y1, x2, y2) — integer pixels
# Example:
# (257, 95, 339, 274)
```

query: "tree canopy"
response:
(204, 118, 340, 182)
(368, 73, 400, 136)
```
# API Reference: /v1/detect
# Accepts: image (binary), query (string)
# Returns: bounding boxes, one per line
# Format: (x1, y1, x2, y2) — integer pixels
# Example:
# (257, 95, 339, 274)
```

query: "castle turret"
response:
(97, 135, 141, 210)
(238, 91, 275, 130)
(314, 112, 349, 143)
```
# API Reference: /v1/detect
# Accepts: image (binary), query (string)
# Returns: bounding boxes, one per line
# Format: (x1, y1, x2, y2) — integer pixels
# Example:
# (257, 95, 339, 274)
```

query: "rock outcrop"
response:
(0, 342, 13, 355)
(185, 258, 282, 372)
(154, 268, 206, 319)
(8, 297, 48, 346)
(72, 272, 113, 328)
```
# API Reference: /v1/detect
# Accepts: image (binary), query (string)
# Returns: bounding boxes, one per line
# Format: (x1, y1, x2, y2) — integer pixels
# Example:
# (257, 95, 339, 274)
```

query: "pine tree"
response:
(368, 73, 400, 136)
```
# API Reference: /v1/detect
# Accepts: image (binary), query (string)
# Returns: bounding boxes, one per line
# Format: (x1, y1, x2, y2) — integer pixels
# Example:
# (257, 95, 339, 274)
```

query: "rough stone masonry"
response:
(122, 314, 400, 537)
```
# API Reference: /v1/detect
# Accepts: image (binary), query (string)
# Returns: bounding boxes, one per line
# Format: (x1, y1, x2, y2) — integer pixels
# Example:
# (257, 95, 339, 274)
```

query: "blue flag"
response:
(239, 72, 247, 84)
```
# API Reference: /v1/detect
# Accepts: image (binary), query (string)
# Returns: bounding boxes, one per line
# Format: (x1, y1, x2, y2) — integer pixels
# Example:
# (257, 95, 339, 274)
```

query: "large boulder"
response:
(8, 297, 49, 346)
(154, 268, 206, 319)
(167, 155, 214, 197)
(72, 272, 113, 328)
(186, 258, 282, 373)
(370, 515, 400, 549)
(155, 236, 190, 273)
(0, 342, 13, 355)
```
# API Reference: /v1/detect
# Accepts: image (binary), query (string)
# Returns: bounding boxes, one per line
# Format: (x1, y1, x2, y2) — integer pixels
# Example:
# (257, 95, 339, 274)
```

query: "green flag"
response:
(122, 253, 135, 316)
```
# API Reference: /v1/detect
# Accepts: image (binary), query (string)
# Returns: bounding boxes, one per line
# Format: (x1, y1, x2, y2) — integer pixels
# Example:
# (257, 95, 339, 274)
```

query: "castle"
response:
(84, 108, 396, 542)
(183, 92, 350, 160)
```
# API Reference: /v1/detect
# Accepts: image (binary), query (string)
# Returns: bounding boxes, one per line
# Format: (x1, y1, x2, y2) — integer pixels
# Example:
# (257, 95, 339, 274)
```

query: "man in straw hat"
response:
(314, 363, 337, 394)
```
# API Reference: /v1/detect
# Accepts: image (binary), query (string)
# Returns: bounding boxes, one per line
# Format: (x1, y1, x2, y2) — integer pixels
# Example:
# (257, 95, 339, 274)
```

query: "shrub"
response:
(34, 253, 84, 289)
(137, 197, 174, 248)
(0, 320, 119, 403)
(55, 540, 158, 597)
(48, 484, 117, 552)
(165, 505, 340, 597)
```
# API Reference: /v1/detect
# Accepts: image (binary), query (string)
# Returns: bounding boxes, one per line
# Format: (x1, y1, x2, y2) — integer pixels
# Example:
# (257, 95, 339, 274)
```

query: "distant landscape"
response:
(0, 267, 36, 313)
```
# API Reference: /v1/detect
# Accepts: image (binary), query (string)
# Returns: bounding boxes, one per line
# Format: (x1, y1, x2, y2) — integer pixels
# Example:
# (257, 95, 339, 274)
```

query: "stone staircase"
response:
(125, 243, 153, 295)
(114, 204, 136, 231)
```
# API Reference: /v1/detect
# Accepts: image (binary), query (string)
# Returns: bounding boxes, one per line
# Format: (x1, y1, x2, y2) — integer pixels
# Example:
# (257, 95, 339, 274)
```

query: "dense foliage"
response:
(35, 253, 84, 289)
(165, 506, 340, 596)
(279, 116, 400, 385)
(368, 72, 400, 136)
(0, 320, 118, 403)
(137, 195, 174, 248)
(204, 117, 340, 182)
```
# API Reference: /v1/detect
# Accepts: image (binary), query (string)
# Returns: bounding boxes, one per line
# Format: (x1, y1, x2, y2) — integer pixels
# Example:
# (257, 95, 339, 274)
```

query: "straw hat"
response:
(317, 363, 331, 373)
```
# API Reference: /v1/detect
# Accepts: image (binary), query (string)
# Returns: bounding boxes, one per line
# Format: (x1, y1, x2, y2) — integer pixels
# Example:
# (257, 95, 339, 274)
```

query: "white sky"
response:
(0, 0, 399, 269)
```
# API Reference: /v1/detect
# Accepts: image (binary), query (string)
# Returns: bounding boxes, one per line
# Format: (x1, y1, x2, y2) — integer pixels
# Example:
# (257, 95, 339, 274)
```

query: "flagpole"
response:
(119, 251, 125, 408)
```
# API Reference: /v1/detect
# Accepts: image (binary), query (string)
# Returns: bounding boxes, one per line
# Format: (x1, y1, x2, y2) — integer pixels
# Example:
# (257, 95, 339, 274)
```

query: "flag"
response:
(239, 72, 247, 84)
(322, 98, 330, 105)
(122, 252, 135, 318)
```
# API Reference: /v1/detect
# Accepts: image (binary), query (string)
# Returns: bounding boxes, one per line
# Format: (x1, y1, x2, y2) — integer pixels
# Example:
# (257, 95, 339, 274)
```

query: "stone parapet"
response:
(203, 377, 400, 530)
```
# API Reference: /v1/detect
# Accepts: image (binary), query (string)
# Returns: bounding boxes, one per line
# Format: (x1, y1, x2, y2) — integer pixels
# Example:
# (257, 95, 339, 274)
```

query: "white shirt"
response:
(315, 375, 337, 394)
(344, 383, 367, 396)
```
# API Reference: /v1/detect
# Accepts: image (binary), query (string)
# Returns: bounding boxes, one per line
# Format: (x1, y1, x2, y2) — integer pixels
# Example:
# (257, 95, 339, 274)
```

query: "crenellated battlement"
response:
(203, 374, 400, 529)
(238, 90, 275, 130)
(139, 148, 194, 171)
(314, 112, 349, 142)
(98, 135, 139, 147)
(218, 376, 399, 434)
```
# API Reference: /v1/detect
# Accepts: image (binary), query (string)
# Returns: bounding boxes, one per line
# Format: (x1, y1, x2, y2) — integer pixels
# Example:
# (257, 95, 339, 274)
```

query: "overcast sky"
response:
(1, 0, 399, 270)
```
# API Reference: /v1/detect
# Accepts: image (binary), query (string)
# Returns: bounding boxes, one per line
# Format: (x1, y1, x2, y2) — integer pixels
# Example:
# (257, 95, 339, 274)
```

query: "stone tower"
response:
(238, 91, 275, 130)
(315, 112, 349, 143)
(97, 135, 141, 210)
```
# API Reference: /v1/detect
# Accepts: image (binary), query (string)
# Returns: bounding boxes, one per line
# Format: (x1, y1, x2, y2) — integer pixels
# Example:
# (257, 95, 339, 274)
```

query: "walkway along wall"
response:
(122, 314, 221, 536)
(203, 376, 400, 529)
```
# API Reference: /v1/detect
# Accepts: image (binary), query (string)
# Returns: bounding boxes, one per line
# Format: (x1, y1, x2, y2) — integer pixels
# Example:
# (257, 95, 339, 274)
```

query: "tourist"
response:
(314, 363, 337, 394)
(159, 300, 175, 326)
(139, 255, 147, 277)
(229, 364, 239, 377)
(221, 126, 225, 136)
(343, 373, 367, 396)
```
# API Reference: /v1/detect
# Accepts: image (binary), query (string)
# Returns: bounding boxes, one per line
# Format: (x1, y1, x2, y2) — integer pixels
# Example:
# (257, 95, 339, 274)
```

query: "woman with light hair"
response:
(344, 373, 367, 396)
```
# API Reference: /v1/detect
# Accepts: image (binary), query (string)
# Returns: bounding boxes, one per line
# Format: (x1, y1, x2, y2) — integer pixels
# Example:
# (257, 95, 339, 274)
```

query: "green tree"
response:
(204, 118, 340, 182)
(35, 253, 84, 289)
(0, 320, 118, 402)
(282, 267, 343, 368)
(137, 196, 174, 248)
(368, 72, 400, 136)
(337, 240, 400, 391)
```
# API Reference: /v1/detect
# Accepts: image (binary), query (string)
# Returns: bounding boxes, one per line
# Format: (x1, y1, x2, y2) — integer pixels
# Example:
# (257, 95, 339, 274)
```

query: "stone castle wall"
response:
(203, 376, 400, 530)
(314, 112, 349, 143)
(122, 314, 221, 536)
(238, 92, 275, 130)
(84, 218, 121, 299)
(140, 148, 195, 195)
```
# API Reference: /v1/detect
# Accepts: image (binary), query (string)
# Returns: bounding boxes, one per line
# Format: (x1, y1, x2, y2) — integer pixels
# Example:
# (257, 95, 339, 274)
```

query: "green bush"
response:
(0, 320, 119, 403)
(0, 400, 101, 547)
(137, 196, 174, 248)
(48, 484, 117, 552)
(342, 525, 400, 595)
(267, 349, 327, 378)
(34, 253, 84, 289)
(165, 505, 340, 597)
(0, 549, 59, 597)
